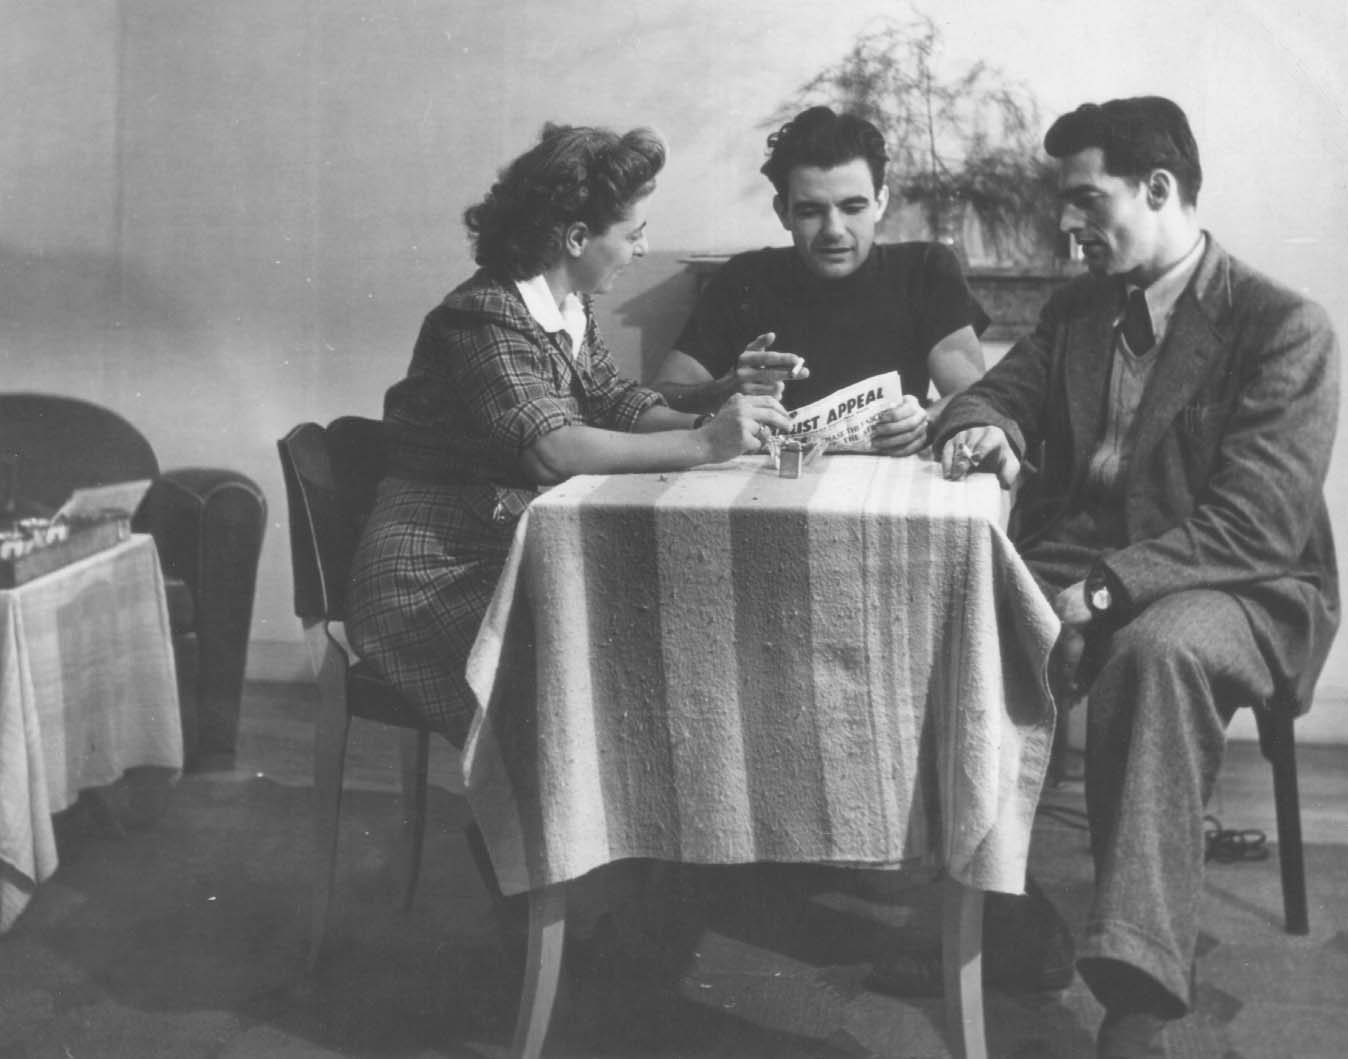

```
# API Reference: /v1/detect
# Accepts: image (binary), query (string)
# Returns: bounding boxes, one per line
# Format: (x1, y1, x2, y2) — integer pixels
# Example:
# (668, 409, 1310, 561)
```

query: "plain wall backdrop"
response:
(3, 0, 1346, 741)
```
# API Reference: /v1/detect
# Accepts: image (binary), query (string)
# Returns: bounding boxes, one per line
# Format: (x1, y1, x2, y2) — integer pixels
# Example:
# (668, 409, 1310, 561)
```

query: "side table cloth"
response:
(1, 534, 182, 932)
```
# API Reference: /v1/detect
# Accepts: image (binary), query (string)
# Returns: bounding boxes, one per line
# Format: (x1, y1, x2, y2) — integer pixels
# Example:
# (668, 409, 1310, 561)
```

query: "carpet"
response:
(1, 761, 1345, 1058)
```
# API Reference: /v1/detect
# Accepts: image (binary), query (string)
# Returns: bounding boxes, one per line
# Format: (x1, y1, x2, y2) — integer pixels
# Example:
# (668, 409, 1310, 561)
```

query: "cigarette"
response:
(788, 358, 805, 378)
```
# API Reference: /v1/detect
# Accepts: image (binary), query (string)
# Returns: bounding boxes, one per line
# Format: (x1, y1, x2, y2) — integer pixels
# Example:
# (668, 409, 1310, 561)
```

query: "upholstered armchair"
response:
(0, 392, 266, 767)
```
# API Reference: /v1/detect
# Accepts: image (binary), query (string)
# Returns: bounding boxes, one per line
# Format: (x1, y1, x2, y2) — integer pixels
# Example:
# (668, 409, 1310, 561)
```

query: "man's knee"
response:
(1088, 590, 1274, 721)
(1103, 590, 1250, 676)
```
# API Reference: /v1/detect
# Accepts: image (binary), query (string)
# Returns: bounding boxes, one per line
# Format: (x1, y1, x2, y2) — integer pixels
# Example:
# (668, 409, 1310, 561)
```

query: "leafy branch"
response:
(769, 10, 1061, 267)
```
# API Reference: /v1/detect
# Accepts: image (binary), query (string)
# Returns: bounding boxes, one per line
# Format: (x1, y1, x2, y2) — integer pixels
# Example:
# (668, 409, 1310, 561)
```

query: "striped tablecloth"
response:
(463, 454, 1059, 898)
(0, 534, 182, 932)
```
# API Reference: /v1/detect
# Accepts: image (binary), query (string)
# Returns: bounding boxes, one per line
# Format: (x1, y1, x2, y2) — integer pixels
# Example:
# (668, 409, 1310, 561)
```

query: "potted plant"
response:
(768, 9, 1064, 272)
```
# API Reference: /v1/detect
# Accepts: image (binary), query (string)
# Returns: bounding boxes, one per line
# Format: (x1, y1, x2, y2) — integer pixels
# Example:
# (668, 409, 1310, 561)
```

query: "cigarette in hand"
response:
(788, 357, 806, 379)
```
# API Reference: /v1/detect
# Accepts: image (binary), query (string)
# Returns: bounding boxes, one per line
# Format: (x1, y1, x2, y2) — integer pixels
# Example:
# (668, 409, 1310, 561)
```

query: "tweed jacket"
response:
(936, 235, 1340, 712)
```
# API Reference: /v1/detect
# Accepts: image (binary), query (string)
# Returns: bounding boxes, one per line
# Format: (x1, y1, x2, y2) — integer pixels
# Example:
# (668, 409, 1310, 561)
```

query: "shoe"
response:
(866, 945, 1073, 998)
(1097, 1011, 1169, 1057)
(866, 876, 1074, 997)
(865, 950, 943, 997)
(983, 875, 1075, 990)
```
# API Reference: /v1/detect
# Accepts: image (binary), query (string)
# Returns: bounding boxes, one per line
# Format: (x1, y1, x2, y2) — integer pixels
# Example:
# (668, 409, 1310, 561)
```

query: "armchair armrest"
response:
(135, 467, 267, 756)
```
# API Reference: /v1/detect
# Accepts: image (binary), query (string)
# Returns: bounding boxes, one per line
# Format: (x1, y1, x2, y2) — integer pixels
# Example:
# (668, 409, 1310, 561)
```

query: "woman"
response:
(347, 123, 787, 746)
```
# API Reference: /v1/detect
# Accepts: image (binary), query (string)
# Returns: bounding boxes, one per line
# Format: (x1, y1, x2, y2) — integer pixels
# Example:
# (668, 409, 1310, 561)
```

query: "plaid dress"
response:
(346, 271, 663, 744)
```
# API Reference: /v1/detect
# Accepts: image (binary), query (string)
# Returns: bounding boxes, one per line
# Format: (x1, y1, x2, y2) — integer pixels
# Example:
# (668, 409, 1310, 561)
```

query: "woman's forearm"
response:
(631, 405, 699, 433)
(520, 423, 713, 484)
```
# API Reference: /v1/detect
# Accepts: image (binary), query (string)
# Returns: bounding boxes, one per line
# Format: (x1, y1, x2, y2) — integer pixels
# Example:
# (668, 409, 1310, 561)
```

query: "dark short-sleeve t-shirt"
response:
(674, 242, 989, 410)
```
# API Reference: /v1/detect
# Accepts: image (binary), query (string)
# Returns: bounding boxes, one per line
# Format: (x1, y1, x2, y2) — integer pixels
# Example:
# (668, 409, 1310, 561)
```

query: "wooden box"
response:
(0, 520, 130, 589)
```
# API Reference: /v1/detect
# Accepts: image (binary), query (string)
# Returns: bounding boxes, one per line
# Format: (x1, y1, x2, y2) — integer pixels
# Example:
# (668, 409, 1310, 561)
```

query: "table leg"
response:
(941, 875, 987, 1059)
(511, 882, 567, 1059)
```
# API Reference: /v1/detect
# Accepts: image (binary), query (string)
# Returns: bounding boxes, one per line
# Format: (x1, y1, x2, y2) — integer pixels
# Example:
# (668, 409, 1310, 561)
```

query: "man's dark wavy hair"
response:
(464, 123, 666, 279)
(760, 106, 888, 198)
(1044, 96, 1203, 206)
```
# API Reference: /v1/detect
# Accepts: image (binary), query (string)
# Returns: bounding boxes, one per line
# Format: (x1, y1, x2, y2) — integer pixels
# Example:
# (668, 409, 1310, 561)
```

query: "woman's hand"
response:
(870, 395, 930, 457)
(730, 332, 808, 399)
(698, 394, 791, 462)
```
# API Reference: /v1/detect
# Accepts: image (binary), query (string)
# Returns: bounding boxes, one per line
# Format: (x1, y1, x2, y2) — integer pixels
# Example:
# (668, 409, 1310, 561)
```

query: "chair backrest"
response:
(277, 416, 385, 622)
(326, 416, 386, 543)
(0, 392, 160, 514)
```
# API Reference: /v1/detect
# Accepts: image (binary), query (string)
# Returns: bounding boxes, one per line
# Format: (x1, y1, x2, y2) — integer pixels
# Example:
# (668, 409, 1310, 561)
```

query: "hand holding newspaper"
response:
(779, 371, 909, 452)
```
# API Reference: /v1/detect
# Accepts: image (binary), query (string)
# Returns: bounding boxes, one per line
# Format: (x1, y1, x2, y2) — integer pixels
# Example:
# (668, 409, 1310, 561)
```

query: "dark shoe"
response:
(866, 945, 1073, 998)
(865, 950, 944, 997)
(1078, 956, 1187, 1021)
(983, 876, 1075, 991)
(1097, 1011, 1169, 1058)
(866, 876, 1074, 997)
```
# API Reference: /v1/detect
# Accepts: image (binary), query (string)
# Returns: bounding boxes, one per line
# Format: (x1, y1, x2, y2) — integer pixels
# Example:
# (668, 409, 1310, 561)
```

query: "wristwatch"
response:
(1084, 569, 1113, 620)
(692, 413, 715, 429)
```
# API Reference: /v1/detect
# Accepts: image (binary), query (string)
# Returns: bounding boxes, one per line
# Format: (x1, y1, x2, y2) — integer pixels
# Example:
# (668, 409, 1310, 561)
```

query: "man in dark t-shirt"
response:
(651, 106, 1073, 997)
(652, 105, 988, 456)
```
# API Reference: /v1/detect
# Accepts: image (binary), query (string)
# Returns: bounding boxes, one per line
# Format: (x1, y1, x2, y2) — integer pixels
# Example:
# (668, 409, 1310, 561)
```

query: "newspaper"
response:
(53, 479, 152, 524)
(781, 371, 907, 452)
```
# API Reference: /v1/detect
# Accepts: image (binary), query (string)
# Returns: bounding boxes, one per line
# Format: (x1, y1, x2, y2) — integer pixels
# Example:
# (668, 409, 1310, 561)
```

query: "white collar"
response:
(514, 274, 587, 359)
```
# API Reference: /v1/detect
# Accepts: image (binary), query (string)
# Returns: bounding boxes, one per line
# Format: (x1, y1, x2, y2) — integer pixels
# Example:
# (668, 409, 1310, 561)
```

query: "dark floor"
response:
(2, 681, 1346, 1058)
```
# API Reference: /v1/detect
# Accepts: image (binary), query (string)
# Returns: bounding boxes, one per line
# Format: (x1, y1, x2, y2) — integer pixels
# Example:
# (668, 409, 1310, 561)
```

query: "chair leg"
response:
(464, 821, 529, 952)
(1256, 708, 1309, 935)
(306, 629, 354, 971)
(510, 883, 568, 1059)
(941, 875, 987, 1059)
(396, 728, 430, 911)
(310, 701, 351, 969)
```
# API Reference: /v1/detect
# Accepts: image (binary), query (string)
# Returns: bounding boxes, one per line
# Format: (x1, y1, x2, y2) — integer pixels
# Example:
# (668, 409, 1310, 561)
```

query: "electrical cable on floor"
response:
(1035, 753, 1274, 860)
(1203, 814, 1269, 863)
(1034, 805, 1273, 861)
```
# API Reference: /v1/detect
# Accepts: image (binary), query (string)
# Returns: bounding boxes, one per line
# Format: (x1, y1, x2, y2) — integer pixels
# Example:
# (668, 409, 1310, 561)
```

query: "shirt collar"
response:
(1130, 233, 1207, 341)
(513, 274, 587, 358)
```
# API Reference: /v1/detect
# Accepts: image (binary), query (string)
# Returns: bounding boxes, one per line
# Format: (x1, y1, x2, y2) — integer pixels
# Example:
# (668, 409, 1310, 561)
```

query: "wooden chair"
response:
(277, 417, 434, 968)
(1049, 697, 1309, 936)
(278, 418, 565, 1057)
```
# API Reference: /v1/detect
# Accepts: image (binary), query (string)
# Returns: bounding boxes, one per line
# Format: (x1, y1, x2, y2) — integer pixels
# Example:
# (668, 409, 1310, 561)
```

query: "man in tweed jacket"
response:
(935, 96, 1339, 1057)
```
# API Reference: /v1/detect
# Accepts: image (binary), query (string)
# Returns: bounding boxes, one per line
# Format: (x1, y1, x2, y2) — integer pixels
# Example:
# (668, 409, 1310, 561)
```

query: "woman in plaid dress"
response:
(347, 123, 789, 746)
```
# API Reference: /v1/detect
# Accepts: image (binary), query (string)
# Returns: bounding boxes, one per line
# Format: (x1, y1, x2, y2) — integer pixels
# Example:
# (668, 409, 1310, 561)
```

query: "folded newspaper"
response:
(781, 371, 907, 452)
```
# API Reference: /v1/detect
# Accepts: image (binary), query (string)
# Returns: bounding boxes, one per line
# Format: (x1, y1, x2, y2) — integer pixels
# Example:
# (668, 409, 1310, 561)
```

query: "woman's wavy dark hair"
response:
(464, 123, 666, 279)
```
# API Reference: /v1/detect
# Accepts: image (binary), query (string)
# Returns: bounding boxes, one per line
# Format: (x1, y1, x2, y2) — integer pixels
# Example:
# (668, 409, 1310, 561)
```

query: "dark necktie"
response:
(1120, 287, 1155, 354)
